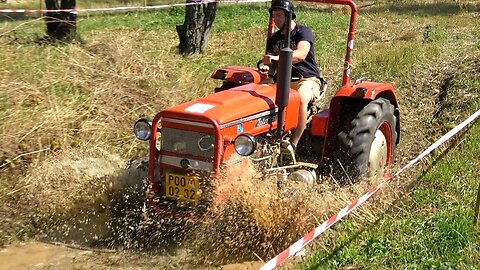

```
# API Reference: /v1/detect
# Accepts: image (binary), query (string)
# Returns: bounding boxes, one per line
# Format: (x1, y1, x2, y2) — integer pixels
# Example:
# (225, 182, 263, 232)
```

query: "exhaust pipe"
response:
(275, 10, 293, 139)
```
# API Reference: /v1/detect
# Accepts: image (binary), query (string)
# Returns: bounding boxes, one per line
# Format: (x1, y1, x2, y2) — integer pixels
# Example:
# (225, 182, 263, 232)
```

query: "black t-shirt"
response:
(266, 24, 320, 79)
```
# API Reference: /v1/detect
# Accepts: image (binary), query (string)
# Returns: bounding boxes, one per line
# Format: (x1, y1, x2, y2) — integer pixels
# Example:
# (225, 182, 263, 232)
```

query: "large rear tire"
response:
(334, 98, 397, 183)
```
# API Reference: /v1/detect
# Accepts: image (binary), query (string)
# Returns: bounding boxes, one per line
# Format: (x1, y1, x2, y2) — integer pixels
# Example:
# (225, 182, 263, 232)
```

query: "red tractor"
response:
(133, 0, 400, 219)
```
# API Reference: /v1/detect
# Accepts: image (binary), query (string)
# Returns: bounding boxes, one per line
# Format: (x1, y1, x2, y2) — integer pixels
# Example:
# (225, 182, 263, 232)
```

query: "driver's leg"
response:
(290, 78, 321, 147)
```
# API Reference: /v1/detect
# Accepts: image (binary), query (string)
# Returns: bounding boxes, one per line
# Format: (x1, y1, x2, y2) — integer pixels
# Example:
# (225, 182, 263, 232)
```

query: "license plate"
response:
(165, 173, 199, 202)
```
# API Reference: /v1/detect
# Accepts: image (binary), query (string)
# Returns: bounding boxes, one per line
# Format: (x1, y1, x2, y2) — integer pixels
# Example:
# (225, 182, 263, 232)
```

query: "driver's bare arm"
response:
(262, 40, 310, 65)
(292, 40, 310, 64)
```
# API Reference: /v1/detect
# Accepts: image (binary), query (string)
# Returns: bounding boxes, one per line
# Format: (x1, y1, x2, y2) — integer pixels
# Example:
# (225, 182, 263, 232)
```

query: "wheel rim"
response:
(368, 121, 393, 179)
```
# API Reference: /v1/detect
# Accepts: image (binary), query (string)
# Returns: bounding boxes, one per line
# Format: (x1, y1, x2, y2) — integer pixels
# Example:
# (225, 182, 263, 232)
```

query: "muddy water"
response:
(0, 242, 263, 270)
(0, 242, 262, 270)
(0, 242, 94, 270)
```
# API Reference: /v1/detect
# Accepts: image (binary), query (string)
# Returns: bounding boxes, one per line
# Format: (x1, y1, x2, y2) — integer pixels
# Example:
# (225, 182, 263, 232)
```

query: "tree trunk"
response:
(176, 1, 217, 56)
(44, 0, 77, 42)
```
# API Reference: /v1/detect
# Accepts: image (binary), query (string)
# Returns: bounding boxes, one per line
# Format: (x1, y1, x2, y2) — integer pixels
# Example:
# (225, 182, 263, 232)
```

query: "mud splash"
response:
(9, 146, 389, 268)
(13, 145, 138, 244)
(188, 163, 385, 266)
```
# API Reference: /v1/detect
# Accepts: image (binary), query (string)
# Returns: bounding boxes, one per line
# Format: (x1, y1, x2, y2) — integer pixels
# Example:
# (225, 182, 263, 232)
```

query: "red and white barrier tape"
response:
(261, 108, 480, 270)
(0, 0, 269, 14)
(0, 8, 78, 14)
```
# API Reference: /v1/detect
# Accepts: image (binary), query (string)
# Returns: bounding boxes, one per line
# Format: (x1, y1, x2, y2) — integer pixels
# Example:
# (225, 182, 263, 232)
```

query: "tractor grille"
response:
(161, 127, 215, 158)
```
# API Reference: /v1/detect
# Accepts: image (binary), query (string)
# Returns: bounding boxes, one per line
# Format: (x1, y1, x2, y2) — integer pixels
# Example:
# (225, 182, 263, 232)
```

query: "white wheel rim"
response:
(368, 129, 388, 179)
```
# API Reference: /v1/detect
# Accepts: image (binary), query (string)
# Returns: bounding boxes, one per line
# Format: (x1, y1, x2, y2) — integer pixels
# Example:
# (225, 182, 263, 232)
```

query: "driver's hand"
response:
(258, 63, 270, 75)
(262, 54, 279, 65)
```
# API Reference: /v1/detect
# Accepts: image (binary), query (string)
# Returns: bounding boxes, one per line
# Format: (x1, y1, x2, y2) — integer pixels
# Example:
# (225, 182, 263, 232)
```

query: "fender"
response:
(335, 80, 398, 106)
(320, 81, 401, 163)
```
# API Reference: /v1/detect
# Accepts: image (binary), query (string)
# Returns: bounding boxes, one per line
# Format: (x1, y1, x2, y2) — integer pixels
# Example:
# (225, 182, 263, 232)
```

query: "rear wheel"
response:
(334, 98, 397, 183)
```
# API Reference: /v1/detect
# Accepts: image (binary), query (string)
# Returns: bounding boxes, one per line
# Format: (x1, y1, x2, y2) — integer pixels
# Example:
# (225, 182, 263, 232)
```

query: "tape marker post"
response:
(261, 108, 480, 270)
(0, 0, 270, 14)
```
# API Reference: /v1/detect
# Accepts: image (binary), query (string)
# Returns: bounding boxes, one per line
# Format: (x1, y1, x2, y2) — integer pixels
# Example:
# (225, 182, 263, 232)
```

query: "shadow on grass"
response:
(0, 13, 41, 23)
(415, 122, 476, 184)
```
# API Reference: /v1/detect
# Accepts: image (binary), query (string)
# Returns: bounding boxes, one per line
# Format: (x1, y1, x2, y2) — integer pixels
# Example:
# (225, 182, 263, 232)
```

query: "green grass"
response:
(356, 43, 425, 82)
(302, 118, 480, 269)
(78, 8, 184, 32)
(2, 46, 63, 78)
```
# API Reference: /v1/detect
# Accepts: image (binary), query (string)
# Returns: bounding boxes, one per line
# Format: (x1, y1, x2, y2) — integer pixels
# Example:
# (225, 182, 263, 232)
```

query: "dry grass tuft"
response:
(17, 145, 125, 214)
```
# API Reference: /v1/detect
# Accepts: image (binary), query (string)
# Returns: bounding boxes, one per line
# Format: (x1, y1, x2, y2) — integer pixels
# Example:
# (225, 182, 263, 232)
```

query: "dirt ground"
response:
(0, 242, 263, 270)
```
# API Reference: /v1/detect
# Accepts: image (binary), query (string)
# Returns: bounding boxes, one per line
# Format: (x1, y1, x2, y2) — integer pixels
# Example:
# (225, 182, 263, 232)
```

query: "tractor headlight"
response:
(133, 118, 152, 141)
(234, 134, 256, 156)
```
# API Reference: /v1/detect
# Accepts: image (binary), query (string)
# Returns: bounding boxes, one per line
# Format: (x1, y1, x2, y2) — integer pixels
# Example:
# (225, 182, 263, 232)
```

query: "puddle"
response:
(0, 242, 93, 270)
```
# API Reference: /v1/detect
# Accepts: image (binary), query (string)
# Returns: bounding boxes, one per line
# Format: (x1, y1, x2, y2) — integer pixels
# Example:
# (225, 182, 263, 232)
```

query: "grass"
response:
(302, 119, 480, 269)
(0, 0, 479, 267)
(297, 2, 480, 266)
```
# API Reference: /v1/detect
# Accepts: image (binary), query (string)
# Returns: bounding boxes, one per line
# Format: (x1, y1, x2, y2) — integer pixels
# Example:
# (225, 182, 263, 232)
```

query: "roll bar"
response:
(266, 0, 357, 86)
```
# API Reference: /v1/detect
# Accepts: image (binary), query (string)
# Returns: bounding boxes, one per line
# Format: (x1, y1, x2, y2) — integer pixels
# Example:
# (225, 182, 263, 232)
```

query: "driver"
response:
(260, 0, 323, 152)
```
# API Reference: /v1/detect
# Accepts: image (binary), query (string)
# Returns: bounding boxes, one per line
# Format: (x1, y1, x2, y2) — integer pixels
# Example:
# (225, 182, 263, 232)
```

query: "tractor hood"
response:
(161, 83, 300, 127)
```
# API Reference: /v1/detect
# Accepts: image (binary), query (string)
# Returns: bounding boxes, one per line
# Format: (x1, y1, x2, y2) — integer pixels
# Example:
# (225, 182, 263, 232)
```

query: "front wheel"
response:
(334, 98, 398, 183)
